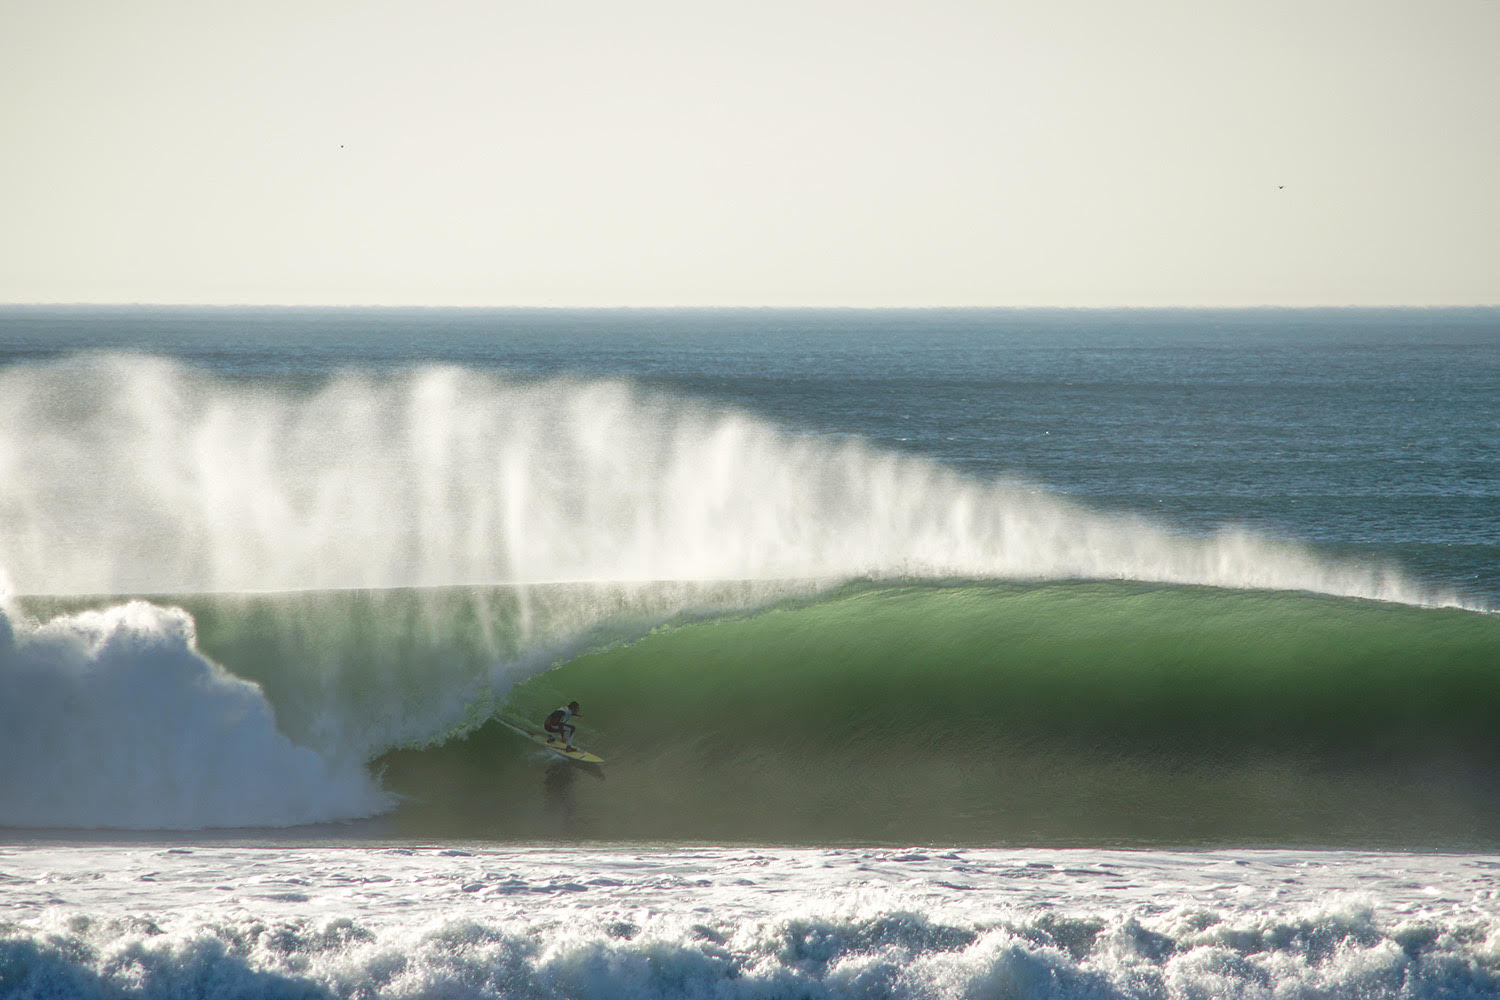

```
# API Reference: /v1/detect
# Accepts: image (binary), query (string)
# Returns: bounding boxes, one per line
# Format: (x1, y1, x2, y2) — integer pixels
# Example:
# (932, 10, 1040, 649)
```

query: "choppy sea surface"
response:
(2, 307, 1498, 997)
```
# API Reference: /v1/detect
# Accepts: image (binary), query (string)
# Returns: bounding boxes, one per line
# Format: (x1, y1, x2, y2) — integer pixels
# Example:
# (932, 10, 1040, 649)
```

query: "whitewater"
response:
(2, 307, 1498, 999)
(6, 844, 1500, 999)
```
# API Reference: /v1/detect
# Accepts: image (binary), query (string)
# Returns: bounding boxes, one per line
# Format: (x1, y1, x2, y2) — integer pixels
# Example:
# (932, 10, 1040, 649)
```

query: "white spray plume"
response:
(0, 354, 1458, 606)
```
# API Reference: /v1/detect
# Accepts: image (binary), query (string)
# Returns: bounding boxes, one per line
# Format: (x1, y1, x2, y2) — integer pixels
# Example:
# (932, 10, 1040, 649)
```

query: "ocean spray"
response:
(0, 354, 1456, 605)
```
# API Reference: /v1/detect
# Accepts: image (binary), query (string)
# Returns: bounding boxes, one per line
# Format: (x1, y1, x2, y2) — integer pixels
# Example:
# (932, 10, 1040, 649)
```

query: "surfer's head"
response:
(568, 701, 580, 715)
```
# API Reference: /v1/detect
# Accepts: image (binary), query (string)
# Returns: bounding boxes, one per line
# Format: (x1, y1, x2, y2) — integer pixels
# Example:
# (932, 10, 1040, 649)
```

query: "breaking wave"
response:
(1, 356, 1491, 833)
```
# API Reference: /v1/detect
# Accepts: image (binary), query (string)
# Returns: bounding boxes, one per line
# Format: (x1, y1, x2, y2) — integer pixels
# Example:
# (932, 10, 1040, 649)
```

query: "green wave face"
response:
(24, 580, 810, 760)
(28, 581, 1499, 843)
(380, 582, 1500, 847)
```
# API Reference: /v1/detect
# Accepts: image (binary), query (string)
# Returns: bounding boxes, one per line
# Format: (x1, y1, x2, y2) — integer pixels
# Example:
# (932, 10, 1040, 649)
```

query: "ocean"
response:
(2, 305, 1499, 997)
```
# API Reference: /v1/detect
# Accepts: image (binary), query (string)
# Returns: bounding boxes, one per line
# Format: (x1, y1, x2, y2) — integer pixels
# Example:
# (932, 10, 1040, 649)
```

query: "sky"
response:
(3, 0, 1497, 307)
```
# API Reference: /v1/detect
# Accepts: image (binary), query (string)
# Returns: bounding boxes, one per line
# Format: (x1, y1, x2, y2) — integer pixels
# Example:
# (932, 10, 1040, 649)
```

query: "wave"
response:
(13, 579, 1500, 840)
(2, 355, 1492, 833)
(379, 581, 1500, 846)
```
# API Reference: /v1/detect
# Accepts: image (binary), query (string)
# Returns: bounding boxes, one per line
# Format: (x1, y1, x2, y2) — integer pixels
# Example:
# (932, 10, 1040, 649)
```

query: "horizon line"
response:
(4, 301, 1499, 312)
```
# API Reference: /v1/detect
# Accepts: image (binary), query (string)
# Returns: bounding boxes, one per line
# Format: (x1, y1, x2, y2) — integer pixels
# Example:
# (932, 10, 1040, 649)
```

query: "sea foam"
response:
(0, 587, 391, 829)
(3, 846, 1498, 1000)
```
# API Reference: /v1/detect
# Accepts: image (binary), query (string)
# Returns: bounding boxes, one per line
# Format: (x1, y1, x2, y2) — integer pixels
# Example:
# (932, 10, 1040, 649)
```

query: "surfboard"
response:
(497, 716, 605, 764)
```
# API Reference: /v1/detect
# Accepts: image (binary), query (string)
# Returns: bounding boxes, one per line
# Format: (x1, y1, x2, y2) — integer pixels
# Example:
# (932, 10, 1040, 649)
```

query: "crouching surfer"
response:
(543, 701, 581, 750)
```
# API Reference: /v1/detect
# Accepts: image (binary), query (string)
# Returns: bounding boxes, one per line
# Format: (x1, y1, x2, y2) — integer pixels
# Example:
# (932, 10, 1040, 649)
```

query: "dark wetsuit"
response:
(543, 704, 577, 747)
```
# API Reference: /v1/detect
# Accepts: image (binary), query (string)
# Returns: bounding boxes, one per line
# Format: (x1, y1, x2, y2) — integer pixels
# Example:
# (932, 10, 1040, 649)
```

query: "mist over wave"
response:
(0, 354, 1453, 605)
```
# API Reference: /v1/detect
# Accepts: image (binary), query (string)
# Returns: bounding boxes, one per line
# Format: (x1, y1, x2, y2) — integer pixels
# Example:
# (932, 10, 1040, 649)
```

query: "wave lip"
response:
(0, 594, 392, 830)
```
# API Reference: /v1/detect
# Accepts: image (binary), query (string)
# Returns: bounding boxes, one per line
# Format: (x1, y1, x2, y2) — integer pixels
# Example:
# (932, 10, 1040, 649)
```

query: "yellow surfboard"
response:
(498, 716, 605, 765)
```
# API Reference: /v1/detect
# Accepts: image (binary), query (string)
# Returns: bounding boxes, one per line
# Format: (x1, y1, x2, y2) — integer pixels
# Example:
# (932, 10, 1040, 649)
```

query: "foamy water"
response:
(3, 845, 1498, 999)
(0, 593, 391, 830)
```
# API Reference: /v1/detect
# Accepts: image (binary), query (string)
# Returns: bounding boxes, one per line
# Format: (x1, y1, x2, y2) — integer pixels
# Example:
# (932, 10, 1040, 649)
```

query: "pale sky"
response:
(3, 0, 1497, 306)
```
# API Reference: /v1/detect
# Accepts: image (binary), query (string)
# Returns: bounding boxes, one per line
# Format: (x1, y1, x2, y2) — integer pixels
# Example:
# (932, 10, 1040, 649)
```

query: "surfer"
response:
(543, 701, 581, 750)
